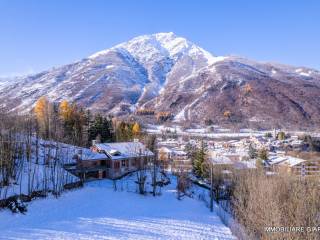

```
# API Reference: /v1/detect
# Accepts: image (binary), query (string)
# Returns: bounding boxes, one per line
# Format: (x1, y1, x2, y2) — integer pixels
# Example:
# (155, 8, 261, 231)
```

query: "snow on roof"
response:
(291, 140, 303, 145)
(234, 160, 257, 169)
(283, 156, 306, 167)
(78, 148, 107, 161)
(210, 156, 233, 165)
(267, 156, 287, 165)
(172, 149, 187, 156)
(94, 142, 154, 160)
(158, 139, 179, 146)
(159, 146, 187, 156)
(267, 156, 306, 167)
(159, 146, 173, 153)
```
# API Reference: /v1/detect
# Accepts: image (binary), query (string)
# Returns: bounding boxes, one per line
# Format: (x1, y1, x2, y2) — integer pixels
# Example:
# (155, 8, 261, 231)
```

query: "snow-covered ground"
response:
(0, 138, 80, 200)
(0, 177, 236, 240)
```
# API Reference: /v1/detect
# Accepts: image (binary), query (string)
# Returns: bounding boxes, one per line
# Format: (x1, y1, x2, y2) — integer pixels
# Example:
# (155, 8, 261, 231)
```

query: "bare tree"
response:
(176, 170, 191, 200)
(231, 170, 320, 240)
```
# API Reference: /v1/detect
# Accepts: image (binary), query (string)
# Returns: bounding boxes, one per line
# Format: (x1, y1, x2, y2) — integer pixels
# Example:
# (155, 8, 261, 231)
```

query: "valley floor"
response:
(0, 177, 236, 240)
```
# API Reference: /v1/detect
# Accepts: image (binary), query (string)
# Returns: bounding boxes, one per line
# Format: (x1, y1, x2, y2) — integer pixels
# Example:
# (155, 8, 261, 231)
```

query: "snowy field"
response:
(0, 177, 236, 240)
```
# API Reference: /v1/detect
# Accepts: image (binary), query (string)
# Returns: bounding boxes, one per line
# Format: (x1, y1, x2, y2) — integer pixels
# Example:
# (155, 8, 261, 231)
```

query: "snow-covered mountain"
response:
(87, 32, 226, 108)
(1, 32, 320, 128)
(0, 32, 223, 112)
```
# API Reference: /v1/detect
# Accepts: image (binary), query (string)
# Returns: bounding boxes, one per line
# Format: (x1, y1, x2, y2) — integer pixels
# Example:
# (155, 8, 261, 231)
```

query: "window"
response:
(114, 161, 120, 169)
(106, 160, 111, 168)
(121, 160, 126, 167)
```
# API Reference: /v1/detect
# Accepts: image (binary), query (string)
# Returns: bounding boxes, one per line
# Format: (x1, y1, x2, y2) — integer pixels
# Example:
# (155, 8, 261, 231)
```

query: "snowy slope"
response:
(0, 138, 80, 200)
(0, 177, 236, 240)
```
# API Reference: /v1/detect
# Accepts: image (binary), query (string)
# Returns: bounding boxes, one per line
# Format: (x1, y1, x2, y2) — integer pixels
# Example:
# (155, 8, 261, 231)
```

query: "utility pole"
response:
(152, 137, 157, 197)
(152, 154, 157, 197)
(210, 162, 213, 212)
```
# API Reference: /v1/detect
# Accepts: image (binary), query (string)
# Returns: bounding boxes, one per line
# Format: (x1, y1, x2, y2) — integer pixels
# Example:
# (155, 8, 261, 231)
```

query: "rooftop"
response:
(77, 148, 107, 161)
(94, 142, 154, 160)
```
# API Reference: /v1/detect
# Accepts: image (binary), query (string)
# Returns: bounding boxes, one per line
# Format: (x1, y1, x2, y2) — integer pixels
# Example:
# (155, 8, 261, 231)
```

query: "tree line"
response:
(34, 96, 142, 146)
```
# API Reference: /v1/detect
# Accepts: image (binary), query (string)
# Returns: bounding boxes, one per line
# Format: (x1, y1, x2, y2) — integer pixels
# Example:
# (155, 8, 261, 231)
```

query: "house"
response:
(210, 155, 234, 166)
(158, 146, 192, 172)
(64, 141, 154, 180)
(208, 151, 235, 172)
(283, 157, 320, 177)
(171, 149, 192, 172)
(157, 137, 193, 172)
(266, 155, 320, 177)
(158, 146, 173, 171)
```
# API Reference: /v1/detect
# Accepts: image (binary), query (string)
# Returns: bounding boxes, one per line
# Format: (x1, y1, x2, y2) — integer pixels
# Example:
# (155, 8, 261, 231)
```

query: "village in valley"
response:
(1, 96, 320, 239)
(153, 126, 320, 178)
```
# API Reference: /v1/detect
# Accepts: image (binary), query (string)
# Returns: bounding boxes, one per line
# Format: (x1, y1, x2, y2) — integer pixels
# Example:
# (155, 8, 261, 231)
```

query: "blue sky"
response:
(0, 0, 319, 76)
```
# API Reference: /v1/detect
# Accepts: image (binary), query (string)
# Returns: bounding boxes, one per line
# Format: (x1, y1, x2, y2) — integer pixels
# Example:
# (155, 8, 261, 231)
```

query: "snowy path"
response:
(0, 179, 236, 240)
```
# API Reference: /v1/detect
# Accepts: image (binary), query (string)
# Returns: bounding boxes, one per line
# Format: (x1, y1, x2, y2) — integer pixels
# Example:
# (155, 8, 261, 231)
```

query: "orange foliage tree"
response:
(132, 122, 141, 137)
(34, 96, 53, 138)
(59, 100, 72, 122)
(244, 83, 253, 95)
(223, 110, 231, 119)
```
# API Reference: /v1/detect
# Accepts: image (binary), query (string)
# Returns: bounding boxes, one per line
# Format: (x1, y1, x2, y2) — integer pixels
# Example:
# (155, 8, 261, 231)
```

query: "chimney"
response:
(92, 139, 101, 146)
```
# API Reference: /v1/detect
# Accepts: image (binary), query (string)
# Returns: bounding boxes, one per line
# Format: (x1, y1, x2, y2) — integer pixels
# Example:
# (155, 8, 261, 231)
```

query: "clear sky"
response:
(0, 0, 319, 77)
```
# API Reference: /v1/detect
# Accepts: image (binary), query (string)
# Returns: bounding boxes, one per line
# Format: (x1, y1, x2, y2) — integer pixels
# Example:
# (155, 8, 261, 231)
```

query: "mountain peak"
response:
(136, 32, 177, 41)
(89, 32, 198, 60)
(88, 32, 177, 59)
(88, 32, 227, 69)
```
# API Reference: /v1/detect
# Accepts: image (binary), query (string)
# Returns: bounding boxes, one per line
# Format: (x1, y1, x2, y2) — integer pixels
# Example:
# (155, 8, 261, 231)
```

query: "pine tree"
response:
(88, 114, 114, 144)
(258, 148, 268, 160)
(192, 141, 208, 178)
(185, 142, 197, 159)
(248, 143, 258, 159)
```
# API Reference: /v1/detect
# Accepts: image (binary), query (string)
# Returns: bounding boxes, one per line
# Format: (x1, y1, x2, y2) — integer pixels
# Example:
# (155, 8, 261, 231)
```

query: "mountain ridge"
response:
(1, 32, 320, 129)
